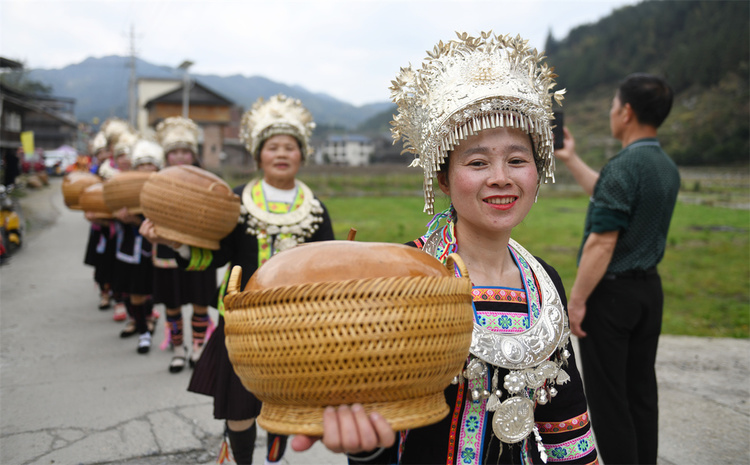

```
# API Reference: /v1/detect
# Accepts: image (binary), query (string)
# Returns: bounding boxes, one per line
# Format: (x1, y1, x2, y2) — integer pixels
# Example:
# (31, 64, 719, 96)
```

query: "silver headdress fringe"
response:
(389, 32, 565, 213)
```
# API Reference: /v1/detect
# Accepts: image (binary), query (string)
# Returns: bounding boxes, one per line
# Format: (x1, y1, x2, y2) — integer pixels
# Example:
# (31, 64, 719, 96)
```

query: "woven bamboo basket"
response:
(62, 171, 100, 210)
(102, 171, 153, 214)
(79, 183, 113, 219)
(224, 241, 474, 436)
(140, 165, 241, 250)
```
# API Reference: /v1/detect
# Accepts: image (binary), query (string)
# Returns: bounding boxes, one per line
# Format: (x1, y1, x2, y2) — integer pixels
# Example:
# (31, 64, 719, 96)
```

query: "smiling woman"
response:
(291, 31, 597, 465)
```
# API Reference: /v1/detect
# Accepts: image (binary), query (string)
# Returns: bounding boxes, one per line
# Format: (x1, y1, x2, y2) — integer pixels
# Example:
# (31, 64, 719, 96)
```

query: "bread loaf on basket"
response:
(224, 240, 474, 436)
(140, 165, 241, 250)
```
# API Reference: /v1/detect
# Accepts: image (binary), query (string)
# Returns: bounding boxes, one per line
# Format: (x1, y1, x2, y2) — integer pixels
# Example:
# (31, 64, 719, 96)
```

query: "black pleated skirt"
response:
(112, 259, 153, 295)
(188, 316, 262, 420)
(152, 266, 217, 309)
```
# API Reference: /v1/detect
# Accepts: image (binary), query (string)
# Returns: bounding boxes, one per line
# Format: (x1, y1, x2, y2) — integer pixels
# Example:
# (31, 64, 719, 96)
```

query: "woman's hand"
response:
(83, 211, 109, 226)
(113, 207, 142, 225)
(291, 404, 395, 455)
(139, 218, 182, 248)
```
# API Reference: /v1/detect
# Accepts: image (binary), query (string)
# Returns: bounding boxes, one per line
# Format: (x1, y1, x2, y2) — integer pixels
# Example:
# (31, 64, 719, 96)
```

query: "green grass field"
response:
(310, 183, 749, 339)
(225, 167, 749, 338)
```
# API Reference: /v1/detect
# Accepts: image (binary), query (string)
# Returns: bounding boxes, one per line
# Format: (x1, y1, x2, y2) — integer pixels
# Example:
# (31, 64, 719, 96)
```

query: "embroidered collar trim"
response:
(470, 238, 568, 369)
(242, 179, 317, 226)
(240, 179, 325, 253)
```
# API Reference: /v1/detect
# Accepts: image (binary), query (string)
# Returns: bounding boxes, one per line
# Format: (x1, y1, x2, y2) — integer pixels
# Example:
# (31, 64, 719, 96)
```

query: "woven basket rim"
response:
(147, 171, 238, 199)
(224, 274, 472, 311)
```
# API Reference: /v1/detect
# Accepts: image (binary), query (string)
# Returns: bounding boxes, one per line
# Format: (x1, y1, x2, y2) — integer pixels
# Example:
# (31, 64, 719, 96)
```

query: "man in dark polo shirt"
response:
(554, 73, 680, 464)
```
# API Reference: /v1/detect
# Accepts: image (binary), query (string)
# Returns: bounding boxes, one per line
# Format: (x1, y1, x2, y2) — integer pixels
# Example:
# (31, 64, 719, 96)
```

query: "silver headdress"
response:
(390, 32, 565, 213)
(156, 116, 200, 156)
(112, 130, 139, 159)
(131, 139, 165, 170)
(90, 131, 107, 156)
(101, 118, 135, 150)
(240, 94, 315, 163)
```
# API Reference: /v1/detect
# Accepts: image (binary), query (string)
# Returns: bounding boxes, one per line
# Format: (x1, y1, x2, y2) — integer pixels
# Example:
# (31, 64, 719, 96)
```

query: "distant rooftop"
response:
(0, 57, 23, 69)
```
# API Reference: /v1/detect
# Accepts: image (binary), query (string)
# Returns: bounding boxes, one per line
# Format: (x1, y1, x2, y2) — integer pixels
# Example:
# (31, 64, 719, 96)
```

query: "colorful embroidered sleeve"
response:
(537, 412, 598, 463)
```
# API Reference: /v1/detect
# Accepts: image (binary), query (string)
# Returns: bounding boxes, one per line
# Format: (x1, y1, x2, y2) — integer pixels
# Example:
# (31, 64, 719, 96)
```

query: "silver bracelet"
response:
(346, 447, 386, 462)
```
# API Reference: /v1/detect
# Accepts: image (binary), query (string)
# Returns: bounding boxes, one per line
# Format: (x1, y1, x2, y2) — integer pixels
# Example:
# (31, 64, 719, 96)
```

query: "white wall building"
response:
(136, 78, 182, 135)
(318, 135, 374, 166)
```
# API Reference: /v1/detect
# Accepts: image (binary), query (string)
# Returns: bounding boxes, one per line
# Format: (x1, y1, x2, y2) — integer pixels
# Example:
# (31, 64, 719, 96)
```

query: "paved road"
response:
(1, 178, 748, 465)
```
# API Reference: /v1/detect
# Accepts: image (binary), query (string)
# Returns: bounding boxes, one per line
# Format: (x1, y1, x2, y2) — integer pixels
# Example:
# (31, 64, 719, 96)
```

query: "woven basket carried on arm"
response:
(224, 241, 474, 435)
(102, 171, 153, 215)
(62, 171, 100, 210)
(79, 183, 113, 219)
(140, 165, 240, 250)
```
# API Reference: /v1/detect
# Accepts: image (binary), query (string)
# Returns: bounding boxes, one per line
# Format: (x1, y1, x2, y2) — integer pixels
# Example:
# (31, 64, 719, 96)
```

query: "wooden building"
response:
(144, 81, 235, 170)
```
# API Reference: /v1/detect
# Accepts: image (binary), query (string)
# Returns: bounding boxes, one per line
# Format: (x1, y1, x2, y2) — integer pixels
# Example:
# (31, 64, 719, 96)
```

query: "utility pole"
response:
(178, 60, 194, 118)
(128, 24, 137, 129)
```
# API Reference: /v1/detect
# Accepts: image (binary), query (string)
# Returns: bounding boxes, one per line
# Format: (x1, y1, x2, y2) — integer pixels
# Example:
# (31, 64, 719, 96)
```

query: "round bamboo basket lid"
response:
(79, 183, 113, 219)
(62, 171, 100, 210)
(140, 165, 240, 250)
(102, 171, 153, 215)
(224, 241, 474, 436)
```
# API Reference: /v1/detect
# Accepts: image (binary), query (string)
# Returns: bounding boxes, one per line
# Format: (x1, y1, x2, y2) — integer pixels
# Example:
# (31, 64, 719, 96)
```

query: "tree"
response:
(0, 68, 52, 95)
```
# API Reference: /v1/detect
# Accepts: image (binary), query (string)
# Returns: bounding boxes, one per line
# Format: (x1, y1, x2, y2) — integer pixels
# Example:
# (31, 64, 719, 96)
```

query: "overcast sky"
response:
(2, 0, 640, 106)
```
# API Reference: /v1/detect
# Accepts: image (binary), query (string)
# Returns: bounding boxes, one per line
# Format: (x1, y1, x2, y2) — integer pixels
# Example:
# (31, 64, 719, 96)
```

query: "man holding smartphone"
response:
(554, 73, 680, 465)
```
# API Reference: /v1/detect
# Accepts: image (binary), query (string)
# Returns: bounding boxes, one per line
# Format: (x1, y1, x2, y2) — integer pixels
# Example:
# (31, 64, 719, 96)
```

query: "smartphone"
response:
(552, 111, 564, 149)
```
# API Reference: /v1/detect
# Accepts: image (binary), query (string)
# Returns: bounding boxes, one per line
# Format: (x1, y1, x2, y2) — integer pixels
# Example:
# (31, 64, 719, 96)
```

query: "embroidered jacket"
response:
(349, 239, 598, 465)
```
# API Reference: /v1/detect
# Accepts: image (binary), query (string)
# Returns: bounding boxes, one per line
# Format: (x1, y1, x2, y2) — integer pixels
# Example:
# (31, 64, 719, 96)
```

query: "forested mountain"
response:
(544, 0, 748, 166)
(25, 56, 392, 129)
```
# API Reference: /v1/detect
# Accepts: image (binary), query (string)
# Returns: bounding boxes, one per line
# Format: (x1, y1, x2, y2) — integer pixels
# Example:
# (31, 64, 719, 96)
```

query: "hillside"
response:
(26, 56, 391, 129)
(544, 0, 749, 167)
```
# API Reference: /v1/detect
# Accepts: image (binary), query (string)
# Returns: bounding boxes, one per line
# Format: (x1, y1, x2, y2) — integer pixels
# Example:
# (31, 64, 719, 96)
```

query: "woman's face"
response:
(97, 148, 112, 163)
(438, 126, 538, 238)
(167, 147, 195, 166)
(135, 163, 158, 173)
(114, 153, 131, 171)
(258, 134, 302, 189)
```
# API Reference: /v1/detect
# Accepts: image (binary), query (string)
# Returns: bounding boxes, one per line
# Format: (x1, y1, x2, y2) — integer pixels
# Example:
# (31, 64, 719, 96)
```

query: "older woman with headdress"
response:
(150, 117, 217, 374)
(141, 95, 335, 465)
(292, 32, 598, 465)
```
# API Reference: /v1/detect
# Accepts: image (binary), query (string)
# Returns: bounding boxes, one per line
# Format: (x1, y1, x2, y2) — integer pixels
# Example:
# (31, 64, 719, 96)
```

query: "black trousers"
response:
(578, 273, 663, 465)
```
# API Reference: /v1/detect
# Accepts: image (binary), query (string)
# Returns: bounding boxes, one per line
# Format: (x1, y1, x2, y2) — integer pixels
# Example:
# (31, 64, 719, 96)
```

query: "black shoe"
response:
(120, 319, 137, 338)
(98, 294, 112, 310)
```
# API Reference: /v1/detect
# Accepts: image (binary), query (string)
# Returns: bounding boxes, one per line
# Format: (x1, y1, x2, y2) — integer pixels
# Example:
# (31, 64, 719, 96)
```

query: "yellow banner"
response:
(20, 131, 34, 155)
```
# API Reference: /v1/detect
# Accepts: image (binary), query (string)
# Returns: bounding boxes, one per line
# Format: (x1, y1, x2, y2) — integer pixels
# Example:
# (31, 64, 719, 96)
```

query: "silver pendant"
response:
(492, 396, 534, 443)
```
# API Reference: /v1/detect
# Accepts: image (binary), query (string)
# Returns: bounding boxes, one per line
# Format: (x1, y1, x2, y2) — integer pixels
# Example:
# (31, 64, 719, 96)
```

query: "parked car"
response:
(44, 148, 78, 176)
